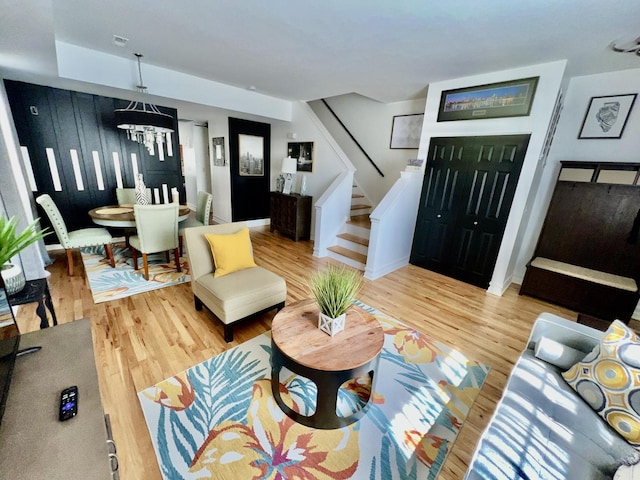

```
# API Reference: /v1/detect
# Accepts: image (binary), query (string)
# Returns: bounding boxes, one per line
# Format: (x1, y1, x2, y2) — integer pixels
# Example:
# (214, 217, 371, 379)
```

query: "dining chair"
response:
(35, 194, 115, 276)
(178, 191, 213, 255)
(116, 187, 151, 205)
(129, 203, 181, 280)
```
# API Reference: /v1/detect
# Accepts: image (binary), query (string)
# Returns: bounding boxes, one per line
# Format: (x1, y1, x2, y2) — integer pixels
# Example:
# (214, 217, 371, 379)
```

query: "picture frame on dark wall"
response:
(437, 76, 539, 122)
(390, 114, 424, 149)
(211, 137, 226, 166)
(578, 93, 637, 139)
(238, 134, 264, 176)
(287, 141, 314, 172)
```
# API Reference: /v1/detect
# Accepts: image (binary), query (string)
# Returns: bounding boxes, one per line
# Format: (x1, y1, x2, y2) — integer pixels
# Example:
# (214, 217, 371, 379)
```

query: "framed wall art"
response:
(238, 134, 264, 176)
(578, 93, 637, 139)
(287, 141, 314, 172)
(211, 137, 226, 166)
(390, 114, 424, 149)
(437, 76, 539, 122)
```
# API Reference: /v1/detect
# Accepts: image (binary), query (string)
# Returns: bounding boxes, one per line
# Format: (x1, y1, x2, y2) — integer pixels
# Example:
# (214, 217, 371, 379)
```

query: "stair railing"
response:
(321, 99, 384, 178)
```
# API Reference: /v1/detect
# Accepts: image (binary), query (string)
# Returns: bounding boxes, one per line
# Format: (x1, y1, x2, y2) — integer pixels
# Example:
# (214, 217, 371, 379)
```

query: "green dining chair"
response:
(129, 203, 181, 280)
(178, 191, 213, 255)
(116, 187, 151, 205)
(35, 194, 115, 276)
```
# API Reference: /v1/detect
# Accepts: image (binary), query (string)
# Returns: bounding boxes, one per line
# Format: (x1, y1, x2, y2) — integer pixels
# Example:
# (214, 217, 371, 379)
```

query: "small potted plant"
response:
(0, 215, 49, 295)
(308, 264, 362, 336)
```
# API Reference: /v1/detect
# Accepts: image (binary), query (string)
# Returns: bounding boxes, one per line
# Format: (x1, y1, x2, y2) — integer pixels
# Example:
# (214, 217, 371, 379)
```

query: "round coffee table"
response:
(270, 298, 384, 429)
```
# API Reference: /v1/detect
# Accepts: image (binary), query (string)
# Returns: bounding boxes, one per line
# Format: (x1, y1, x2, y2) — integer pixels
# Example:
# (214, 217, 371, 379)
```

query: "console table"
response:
(270, 299, 384, 429)
(0, 319, 115, 479)
(269, 192, 312, 241)
(7, 278, 57, 330)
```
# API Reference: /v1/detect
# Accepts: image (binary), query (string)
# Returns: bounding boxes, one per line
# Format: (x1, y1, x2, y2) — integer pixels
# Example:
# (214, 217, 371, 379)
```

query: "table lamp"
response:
(281, 156, 297, 194)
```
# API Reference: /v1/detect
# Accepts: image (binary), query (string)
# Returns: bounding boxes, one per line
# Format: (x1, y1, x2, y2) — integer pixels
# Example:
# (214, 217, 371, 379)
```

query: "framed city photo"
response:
(238, 134, 264, 176)
(390, 114, 423, 149)
(578, 94, 637, 139)
(437, 76, 539, 122)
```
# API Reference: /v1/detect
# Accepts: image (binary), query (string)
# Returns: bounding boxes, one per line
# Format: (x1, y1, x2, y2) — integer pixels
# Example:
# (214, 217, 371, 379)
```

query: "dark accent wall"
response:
(4, 80, 183, 234)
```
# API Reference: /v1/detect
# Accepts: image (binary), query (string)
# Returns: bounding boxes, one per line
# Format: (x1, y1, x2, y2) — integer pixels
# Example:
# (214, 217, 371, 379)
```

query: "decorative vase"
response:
(1, 263, 26, 295)
(299, 174, 307, 196)
(135, 173, 148, 205)
(318, 311, 345, 336)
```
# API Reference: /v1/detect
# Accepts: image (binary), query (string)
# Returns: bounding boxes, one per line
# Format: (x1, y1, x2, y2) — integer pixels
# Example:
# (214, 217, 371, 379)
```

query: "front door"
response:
(410, 134, 530, 288)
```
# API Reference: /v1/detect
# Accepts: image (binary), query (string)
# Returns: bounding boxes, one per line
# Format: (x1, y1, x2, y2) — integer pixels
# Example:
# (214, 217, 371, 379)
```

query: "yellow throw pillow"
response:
(205, 228, 257, 278)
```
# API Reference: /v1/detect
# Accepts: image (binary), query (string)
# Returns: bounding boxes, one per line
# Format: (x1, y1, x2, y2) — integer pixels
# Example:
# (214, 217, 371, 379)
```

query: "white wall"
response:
(309, 95, 426, 205)
(418, 60, 567, 295)
(515, 67, 640, 281)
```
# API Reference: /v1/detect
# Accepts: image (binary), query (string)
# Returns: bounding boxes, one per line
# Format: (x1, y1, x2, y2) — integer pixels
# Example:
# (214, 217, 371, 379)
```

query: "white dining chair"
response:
(179, 191, 213, 255)
(35, 194, 115, 276)
(116, 187, 151, 205)
(129, 203, 181, 280)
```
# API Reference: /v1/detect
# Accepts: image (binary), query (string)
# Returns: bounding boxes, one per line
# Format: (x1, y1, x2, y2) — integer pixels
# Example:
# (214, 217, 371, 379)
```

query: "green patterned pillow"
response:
(562, 320, 640, 450)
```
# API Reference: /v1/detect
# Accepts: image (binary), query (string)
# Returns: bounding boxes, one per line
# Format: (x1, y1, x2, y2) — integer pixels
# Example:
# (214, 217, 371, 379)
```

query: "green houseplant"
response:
(308, 264, 362, 336)
(0, 215, 49, 294)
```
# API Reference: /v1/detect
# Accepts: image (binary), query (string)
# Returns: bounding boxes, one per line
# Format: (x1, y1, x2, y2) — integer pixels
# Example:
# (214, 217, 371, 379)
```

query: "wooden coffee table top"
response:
(271, 298, 384, 372)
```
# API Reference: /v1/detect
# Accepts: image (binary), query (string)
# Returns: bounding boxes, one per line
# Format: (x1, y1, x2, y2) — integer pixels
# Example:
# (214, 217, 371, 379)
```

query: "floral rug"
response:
(80, 245, 190, 303)
(138, 301, 490, 479)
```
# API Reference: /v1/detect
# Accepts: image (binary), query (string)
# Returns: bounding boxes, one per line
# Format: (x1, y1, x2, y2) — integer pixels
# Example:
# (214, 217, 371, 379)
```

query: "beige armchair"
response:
(184, 222, 286, 342)
(129, 203, 181, 280)
(35, 194, 115, 276)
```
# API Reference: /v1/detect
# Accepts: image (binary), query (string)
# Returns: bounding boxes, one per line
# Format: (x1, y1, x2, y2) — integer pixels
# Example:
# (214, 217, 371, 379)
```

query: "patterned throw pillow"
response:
(562, 320, 640, 450)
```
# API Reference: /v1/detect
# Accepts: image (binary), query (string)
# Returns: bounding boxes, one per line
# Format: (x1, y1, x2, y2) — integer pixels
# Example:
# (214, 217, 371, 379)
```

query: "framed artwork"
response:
(390, 114, 424, 149)
(211, 137, 226, 166)
(287, 141, 314, 172)
(437, 76, 539, 122)
(238, 134, 264, 176)
(578, 94, 637, 139)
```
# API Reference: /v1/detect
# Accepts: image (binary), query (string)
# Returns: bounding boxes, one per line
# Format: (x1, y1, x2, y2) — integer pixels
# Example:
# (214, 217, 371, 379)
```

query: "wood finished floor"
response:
(15, 226, 589, 479)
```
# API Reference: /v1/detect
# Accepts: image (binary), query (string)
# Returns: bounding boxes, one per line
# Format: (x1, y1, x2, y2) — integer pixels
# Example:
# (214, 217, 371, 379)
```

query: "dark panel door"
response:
(228, 117, 271, 221)
(411, 134, 530, 288)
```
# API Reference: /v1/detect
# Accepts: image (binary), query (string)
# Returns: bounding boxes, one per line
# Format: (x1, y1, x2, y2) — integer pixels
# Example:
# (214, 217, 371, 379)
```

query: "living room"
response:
(1, 1, 640, 479)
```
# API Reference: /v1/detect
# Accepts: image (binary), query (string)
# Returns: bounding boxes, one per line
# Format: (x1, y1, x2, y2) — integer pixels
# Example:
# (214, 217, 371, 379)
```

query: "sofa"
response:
(465, 313, 639, 480)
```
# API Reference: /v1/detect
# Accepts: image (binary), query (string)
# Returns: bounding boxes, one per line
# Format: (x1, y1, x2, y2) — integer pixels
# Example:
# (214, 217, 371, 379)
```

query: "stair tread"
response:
(352, 194, 364, 198)
(337, 232, 369, 246)
(350, 204, 371, 210)
(328, 246, 367, 264)
(348, 215, 371, 227)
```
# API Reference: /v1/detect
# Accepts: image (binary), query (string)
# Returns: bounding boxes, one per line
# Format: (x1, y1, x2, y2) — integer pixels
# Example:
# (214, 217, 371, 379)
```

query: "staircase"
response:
(327, 184, 372, 270)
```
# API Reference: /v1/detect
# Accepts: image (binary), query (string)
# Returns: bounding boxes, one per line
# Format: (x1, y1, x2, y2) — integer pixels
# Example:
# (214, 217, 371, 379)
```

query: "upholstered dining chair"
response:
(129, 203, 181, 280)
(178, 191, 213, 255)
(35, 194, 115, 276)
(116, 187, 151, 205)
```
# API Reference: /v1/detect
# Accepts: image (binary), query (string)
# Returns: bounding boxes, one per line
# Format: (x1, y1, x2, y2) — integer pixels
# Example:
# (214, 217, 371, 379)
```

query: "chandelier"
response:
(114, 53, 174, 154)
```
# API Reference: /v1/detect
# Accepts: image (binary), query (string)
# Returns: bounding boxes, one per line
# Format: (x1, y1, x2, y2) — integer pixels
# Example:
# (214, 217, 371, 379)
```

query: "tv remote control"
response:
(59, 386, 78, 421)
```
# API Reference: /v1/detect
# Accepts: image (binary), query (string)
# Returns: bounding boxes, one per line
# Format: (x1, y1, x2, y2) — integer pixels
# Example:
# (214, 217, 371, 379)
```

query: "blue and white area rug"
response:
(138, 301, 490, 479)
(80, 245, 189, 303)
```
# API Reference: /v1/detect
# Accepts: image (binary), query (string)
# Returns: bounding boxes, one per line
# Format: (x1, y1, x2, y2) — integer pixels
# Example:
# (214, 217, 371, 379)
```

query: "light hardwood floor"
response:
(15, 226, 591, 479)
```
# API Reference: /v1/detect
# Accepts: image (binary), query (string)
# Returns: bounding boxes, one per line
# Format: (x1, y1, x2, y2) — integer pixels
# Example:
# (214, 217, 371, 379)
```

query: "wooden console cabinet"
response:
(270, 192, 312, 241)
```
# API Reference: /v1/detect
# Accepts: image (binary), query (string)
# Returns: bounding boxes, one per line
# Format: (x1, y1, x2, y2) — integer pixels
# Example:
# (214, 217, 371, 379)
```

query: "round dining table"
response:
(88, 204, 191, 227)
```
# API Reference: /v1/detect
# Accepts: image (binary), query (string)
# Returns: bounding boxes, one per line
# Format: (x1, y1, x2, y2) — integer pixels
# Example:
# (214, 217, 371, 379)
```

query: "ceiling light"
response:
(114, 53, 174, 154)
(611, 36, 640, 56)
(112, 35, 128, 47)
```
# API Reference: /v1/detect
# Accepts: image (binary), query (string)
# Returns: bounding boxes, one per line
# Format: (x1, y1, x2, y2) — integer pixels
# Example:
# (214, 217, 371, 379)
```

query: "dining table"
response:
(88, 204, 191, 228)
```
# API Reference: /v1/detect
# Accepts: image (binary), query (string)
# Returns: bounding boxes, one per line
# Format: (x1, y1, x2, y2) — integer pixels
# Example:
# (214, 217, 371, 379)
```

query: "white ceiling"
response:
(1, 0, 640, 103)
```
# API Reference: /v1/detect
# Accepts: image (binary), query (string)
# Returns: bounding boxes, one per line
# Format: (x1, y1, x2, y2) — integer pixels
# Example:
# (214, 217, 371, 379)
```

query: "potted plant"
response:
(0, 215, 49, 295)
(308, 264, 363, 336)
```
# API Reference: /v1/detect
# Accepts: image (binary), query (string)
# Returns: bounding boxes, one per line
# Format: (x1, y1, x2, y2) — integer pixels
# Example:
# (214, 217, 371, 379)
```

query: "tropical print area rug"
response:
(138, 301, 489, 480)
(80, 245, 189, 303)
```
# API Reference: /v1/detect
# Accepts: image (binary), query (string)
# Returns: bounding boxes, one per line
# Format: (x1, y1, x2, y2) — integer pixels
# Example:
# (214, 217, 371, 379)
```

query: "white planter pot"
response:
(1, 263, 26, 295)
(318, 311, 346, 336)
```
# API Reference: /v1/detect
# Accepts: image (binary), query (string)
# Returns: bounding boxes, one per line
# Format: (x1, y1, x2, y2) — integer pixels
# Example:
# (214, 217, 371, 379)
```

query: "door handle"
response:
(436, 214, 442, 218)
(473, 221, 478, 226)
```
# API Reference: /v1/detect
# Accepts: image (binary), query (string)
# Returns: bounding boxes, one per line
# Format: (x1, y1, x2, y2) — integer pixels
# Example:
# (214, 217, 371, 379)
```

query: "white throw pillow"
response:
(534, 336, 586, 370)
(614, 462, 640, 480)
